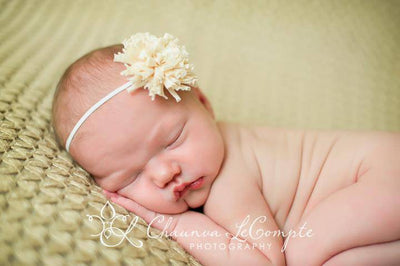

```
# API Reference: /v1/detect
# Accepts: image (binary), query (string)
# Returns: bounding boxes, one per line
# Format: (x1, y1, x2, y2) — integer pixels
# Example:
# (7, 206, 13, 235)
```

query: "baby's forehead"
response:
(84, 87, 183, 138)
(77, 97, 185, 172)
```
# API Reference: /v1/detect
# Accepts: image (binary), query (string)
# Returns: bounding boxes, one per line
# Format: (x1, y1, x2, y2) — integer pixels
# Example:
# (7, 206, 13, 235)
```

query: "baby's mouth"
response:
(173, 176, 204, 201)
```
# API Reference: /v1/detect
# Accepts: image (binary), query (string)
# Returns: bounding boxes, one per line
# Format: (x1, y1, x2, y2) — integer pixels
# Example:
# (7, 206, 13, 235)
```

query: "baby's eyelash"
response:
(169, 131, 181, 146)
(166, 124, 185, 148)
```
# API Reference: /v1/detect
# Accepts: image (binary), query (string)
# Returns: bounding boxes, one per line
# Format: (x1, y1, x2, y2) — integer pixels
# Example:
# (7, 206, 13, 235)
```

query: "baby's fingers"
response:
(102, 189, 158, 224)
(102, 190, 179, 232)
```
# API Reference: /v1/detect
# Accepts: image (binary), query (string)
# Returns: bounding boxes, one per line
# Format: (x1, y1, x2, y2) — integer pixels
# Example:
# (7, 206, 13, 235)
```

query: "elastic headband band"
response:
(65, 81, 133, 152)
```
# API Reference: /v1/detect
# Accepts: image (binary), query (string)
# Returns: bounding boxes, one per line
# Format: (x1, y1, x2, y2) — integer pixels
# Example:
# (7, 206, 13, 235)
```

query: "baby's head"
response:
(52, 41, 225, 214)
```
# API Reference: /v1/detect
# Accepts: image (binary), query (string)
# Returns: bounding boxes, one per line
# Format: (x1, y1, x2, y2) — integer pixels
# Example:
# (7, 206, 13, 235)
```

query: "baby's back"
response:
(203, 122, 399, 265)
(207, 122, 392, 232)
(250, 127, 368, 231)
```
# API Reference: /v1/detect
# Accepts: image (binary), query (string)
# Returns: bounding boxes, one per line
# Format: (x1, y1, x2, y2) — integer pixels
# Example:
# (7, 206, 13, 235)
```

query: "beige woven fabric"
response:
(0, 0, 399, 265)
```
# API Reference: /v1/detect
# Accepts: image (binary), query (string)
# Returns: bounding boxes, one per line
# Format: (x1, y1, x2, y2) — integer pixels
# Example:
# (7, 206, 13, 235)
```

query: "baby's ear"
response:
(191, 87, 215, 118)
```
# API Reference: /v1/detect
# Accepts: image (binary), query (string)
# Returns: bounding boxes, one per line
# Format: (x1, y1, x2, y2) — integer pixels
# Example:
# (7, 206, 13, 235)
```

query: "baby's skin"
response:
(77, 87, 400, 265)
(54, 48, 400, 266)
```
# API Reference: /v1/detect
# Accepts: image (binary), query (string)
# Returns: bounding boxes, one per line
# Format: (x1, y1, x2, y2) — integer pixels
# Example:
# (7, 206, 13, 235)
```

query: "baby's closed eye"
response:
(165, 122, 186, 149)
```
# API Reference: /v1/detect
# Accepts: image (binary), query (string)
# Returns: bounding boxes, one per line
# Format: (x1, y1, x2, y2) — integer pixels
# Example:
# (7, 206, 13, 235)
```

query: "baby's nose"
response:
(150, 160, 181, 188)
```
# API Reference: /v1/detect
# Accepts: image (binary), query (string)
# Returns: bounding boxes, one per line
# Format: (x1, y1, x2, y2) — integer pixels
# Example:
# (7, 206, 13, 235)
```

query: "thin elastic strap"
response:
(65, 81, 133, 152)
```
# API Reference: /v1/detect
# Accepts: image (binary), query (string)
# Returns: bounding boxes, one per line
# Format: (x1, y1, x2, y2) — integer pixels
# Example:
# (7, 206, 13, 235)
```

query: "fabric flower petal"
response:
(114, 32, 198, 102)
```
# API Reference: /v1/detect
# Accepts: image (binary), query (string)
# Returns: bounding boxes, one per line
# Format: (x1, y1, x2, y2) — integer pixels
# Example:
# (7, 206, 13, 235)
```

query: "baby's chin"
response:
(187, 196, 207, 210)
(188, 185, 210, 207)
(152, 197, 206, 215)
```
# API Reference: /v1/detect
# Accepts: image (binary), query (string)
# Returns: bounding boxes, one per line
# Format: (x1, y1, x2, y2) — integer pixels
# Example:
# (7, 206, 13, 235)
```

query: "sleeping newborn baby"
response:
(52, 33, 400, 266)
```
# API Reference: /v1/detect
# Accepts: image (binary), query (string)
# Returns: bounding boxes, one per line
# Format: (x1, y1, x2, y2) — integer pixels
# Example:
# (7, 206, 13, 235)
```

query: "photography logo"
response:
(86, 201, 143, 247)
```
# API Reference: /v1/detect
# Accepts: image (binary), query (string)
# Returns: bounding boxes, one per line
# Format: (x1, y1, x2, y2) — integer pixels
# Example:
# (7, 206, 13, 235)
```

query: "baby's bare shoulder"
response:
(320, 129, 399, 148)
(279, 127, 399, 159)
(314, 129, 400, 163)
(352, 130, 400, 153)
(247, 125, 399, 172)
(350, 130, 400, 178)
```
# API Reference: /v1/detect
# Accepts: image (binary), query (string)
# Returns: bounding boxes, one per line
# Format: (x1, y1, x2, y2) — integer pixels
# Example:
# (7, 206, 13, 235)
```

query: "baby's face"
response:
(71, 85, 224, 214)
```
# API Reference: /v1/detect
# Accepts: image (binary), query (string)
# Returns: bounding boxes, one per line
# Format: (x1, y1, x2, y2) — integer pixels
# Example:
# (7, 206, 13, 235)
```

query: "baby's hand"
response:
(102, 190, 273, 265)
(102, 189, 190, 234)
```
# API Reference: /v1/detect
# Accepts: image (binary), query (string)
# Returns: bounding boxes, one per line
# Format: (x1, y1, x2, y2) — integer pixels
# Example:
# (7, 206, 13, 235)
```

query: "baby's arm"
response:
(104, 190, 276, 266)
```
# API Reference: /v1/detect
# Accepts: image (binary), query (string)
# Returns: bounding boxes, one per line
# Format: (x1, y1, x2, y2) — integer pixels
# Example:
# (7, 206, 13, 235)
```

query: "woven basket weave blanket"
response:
(0, 0, 399, 265)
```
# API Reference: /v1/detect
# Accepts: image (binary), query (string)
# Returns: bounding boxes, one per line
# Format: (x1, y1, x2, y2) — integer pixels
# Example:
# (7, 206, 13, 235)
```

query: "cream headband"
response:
(65, 32, 198, 152)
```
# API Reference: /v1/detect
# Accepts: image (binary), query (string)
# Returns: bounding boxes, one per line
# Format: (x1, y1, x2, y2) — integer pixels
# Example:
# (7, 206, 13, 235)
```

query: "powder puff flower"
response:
(114, 32, 198, 102)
